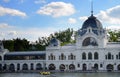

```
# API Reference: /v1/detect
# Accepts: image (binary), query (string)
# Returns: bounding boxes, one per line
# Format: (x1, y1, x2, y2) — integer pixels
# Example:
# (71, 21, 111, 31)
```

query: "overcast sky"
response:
(0, 0, 120, 41)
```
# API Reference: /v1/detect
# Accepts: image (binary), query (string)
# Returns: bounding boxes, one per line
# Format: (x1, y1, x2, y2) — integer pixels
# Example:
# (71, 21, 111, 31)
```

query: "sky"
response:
(0, 0, 120, 42)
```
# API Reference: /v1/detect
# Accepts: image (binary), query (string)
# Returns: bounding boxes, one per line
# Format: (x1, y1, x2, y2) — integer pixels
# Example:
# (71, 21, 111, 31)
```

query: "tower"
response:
(76, 1, 108, 48)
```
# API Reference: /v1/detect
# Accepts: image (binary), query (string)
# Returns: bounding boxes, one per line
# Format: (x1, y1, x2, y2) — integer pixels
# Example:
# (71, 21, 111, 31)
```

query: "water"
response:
(0, 72, 120, 77)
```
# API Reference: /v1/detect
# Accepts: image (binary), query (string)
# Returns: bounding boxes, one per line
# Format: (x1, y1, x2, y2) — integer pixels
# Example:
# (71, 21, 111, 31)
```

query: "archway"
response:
(59, 64, 65, 71)
(49, 64, 56, 70)
(31, 63, 34, 70)
(9, 64, 15, 71)
(36, 63, 42, 70)
(82, 63, 87, 71)
(117, 64, 120, 71)
(106, 64, 113, 71)
(94, 63, 98, 70)
(69, 64, 75, 70)
(17, 63, 20, 71)
(22, 63, 28, 70)
(3, 64, 7, 70)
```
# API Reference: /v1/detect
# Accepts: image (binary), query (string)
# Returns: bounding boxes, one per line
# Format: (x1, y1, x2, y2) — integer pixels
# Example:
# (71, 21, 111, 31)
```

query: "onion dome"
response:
(79, 15, 104, 36)
(82, 15, 103, 30)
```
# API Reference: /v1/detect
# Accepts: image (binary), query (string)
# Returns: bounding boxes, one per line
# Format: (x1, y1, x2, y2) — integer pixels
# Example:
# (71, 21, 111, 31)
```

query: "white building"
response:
(0, 14, 120, 72)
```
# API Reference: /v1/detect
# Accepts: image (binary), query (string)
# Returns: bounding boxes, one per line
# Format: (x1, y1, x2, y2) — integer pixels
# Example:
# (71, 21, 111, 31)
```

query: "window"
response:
(100, 64, 103, 68)
(105, 55, 107, 59)
(108, 53, 112, 59)
(119, 52, 120, 59)
(60, 53, 66, 60)
(82, 52, 86, 60)
(82, 37, 98, 46)
(68, 53, 76, 60)
(78, 64, 80, 67)
(94, 52, 98, 60)
(88, 52, 92, 60)
(116, 55, 118, 59)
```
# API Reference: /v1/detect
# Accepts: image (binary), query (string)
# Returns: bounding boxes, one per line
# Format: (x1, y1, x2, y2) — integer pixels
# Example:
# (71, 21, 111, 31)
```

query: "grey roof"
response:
(78, 15, 104, 36)
(50, 38, 59, 46)
(82, 15, 103, 29)
(5, 51, 45, 56)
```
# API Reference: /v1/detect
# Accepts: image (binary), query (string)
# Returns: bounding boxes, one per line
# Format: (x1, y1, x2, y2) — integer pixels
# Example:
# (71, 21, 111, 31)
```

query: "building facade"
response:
(0, 14, 120, 72)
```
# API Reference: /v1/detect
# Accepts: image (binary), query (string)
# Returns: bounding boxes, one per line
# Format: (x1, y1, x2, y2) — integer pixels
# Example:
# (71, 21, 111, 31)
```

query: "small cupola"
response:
(49, 38, 60, 47)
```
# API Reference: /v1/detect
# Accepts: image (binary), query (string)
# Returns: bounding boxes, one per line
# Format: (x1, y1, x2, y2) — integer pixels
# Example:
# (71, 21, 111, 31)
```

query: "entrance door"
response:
(82, 64, 87, 71)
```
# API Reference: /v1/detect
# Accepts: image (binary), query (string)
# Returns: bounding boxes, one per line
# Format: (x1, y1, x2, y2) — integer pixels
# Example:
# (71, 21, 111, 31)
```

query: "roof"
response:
(82, 15, 103, 29)
(49, 38, 59, 46)
(5, 51, 46, 56)
(78, 15, 104, 36)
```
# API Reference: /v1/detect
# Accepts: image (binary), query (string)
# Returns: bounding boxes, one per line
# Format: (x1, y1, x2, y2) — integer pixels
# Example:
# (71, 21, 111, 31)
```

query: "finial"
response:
(91, 0, 93, 16)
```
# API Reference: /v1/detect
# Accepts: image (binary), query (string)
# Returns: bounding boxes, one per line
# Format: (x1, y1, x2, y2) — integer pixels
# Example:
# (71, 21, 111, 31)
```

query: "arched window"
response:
(82, 52, 86, 60)
(9, 64, 15, 71)
(88, 52, 92, 60)
(49, 64, 56, 70)
(70, 53, 74, 60)
(49, 53, 55, 60)
(60, 53, 66, 60)
(119, 52, 120, 59)
(36, 63, 42, 70)
(82, 37, 98, 46)
(69, 53, 75, 60)
(116, 55, 118, 59)
(22, 63, 28, 70)
(108, 52, 111, 59)
(59, 64, 65, 71)
(94, 52, 98, 60)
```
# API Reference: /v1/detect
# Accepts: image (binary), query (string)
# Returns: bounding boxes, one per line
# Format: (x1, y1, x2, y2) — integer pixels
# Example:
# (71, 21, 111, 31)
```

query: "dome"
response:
(49, 38, 60, 46)
(78, 15, 104, 36)
(82, 15, 103, 29)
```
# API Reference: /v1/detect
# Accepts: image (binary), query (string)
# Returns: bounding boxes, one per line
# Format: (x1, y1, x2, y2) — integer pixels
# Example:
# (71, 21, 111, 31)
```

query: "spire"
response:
(91, 0, 93, 16)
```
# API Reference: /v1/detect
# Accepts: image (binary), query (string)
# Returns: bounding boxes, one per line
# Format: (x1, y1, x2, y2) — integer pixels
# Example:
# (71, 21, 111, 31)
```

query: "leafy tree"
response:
(3, 40, 14, 51)
(108, 30, 120, 42)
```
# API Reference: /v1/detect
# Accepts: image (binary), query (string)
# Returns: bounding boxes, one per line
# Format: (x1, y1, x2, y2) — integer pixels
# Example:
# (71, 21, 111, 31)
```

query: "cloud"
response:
(0, 25, 56, 41)
(34, 0, 46, 4)
(37, 2, 76, 17)
(97, 5, 120, 25)
(106, 25, 120, 30)
(0, 6, 27, 17)
(0, 23, 14, 28)
(18, 27, 56, 41)
(8, 31, 17, 36)
(68, 18, 77, 24)
(79, 5, 120, 25)
(3, 0, 10, 3)
(79, 16, 88, 21)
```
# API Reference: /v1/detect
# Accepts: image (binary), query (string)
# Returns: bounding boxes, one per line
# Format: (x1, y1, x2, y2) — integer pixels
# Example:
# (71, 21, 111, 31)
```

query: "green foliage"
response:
(108, 30, 120, 42)
(55, 28, 73, 43)
(2, 28, 74, 52)
(3, 40, 14, 51)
